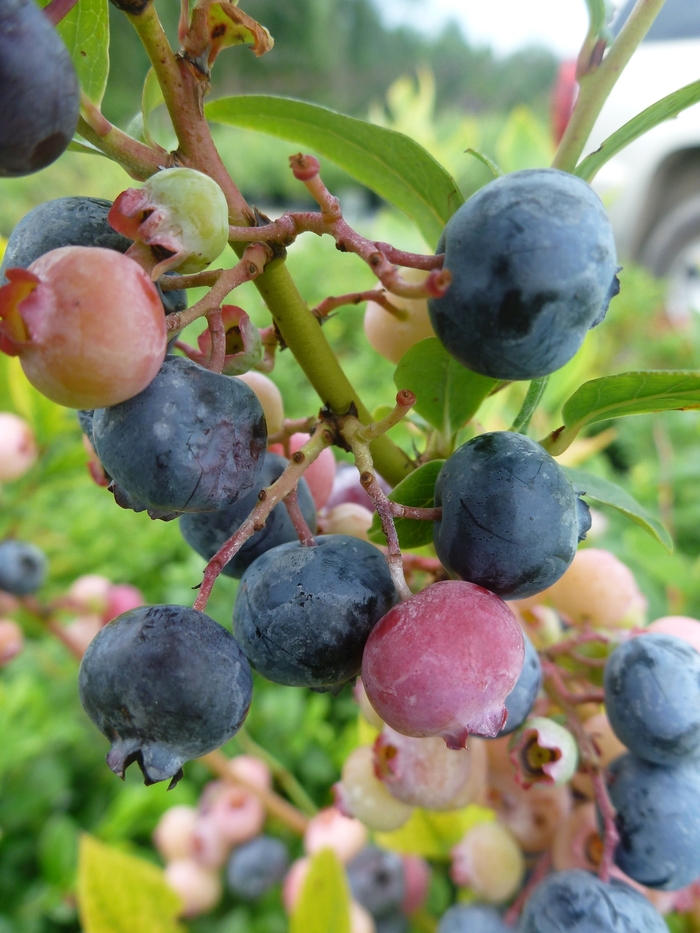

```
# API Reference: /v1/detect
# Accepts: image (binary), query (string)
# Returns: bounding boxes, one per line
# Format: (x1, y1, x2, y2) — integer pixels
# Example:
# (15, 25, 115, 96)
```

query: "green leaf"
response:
(204, 96, 462, 247)
(494, 107, 554, 174)
(67, 137, 109, 157)
(464, 148, 503, 178)
(394, 338, 499, 433)
(368, 460, 444, 548)
(42, 0, 110, 106)
(77, 835, 184, 933)
(544, 371, 700, 454)
(575, 78, 700, 182)
(140, 68, 166, 148)
(562, 467, 673, 552)
(290, 848, 351, 933)
(375, 805, 494, 860)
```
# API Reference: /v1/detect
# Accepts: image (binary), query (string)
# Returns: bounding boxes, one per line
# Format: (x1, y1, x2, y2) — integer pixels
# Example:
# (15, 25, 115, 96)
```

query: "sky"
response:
(379, 0, 613, 57)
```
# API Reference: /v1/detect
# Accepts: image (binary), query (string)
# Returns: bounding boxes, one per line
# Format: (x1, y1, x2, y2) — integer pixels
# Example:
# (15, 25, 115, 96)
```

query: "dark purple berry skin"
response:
(0, 197, 187, 314)
(225, 836, 290, 900)
(428, 168, 619, 381)
(78, 605, 253, 787)
(92, 356, 267, 520)
(433, 432, 590, 599)
(347, 847, 405, 919)
(604, 633, 700, 765)
(0, 0, 79, 177)
(179, 453, 317, 579)
(0, 540, 47, 596)
(498, 631, 541, 736)
(605, 753, 700, 890)
(233, 535, 397, 689)
(519, 869, 667, 933)
(437, 904, 510, 933)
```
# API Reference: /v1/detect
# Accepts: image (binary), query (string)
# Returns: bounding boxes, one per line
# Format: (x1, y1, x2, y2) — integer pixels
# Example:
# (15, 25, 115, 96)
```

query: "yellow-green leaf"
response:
(290, 848, 351, 933)
(39, 0, 110, 106)
(368, 460, 444, 549)
(375, 805, 494, 860)
(204, 96, 462, 247)
(77, 834, 184, 933)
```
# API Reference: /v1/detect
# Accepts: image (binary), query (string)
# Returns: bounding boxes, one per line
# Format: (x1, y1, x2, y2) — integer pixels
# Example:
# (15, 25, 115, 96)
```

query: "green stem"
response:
(254, 261, 414, 485)
(552, 0, 668, 173)
(235, 727, 318, 816)
(76, 116, 170, 180)
(510, 377, 549, 435)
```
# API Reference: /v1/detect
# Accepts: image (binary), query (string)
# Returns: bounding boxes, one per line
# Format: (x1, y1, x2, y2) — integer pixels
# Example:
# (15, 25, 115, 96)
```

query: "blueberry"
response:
(428, 169, 619, 380)
(232, 535, 397, 689)
(605, 753, 700, 890)
(78, 604, 253, 787)
(77, 409, 95, 444)
(225, 836, 290, 900)
(433, 432, 590, 599)
(92, 356, 267, 519)
(347, 847, 405, 919)
(179, 453, 317, 578)
(498, 630, 542, 736)
(0, 540, 47, 596)
(519, 869, 667, 932)
(437, 904, 511, 933)
(604, 633, 700, 765)
(0, 1, 79, 177)
(376, 914, 409, 933)
(0, 197, 187, 314)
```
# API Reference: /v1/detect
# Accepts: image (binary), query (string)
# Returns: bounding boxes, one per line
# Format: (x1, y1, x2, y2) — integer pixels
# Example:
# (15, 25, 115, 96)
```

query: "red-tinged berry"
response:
(362, 581, 524, 747)
(0, 247, 166, 409)
(647, 615, 700, 653)
(164, 858, 222, 917)
(153, 805, 198, 863)
(108, 168, 229, 279)
(0, 412, 37, 481)
(303, 807, 368, 863)
(270, 433, 336, 509)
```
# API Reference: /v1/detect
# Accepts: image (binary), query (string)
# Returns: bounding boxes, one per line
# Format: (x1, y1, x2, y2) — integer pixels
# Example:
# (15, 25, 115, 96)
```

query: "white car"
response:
(570, 0, 700, 317)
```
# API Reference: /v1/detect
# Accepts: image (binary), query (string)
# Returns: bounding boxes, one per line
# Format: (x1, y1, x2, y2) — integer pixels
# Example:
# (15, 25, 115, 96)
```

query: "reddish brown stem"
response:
(160, 269, 223, 290)
(206, 309, 225, 373)
(542, 659, 605, 705)
(545, 631, 610, 656)
(312, 290, 406, 321)
(43, 0, 79, 25)
(591, 770, 620, 883)
(283, 489, 316, 546)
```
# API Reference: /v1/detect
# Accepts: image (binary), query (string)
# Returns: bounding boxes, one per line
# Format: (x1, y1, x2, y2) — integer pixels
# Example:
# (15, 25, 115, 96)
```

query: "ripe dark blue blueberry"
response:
(0, 197, 187, 314)
(437, 904, 511, 933)
(428, 169, 619, 380)
(519, 869, 667, 932)
(604, 633, 700, 765)
(78, 604, 253, 787)
(92, 356, 267, 520)
(0, 540, 47, 596)
(498, 630, 542, 736)
(179, 453, 317, 578)
(605, 753, 700, 890)
(225, 836, 290, 900)
(232, 535, 397, 689)
(347, 847, 405, 919)
(434, 432, 590, 599)
(0, 1, 80, 177)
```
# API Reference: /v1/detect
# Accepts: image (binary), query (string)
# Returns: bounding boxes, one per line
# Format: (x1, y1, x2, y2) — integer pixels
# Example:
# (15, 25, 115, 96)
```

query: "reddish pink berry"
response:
(303, 807, 367, 863)
(400, 854, 430, 914)
(68, 574, 111, 615)
(198, 782, 265, 848)
(270, 433, 335, 509)
(0, 247, 166, 408)
(64, 614, 103, 655)
(282, 856, 310, 912)
(228, 754, 272, 791)
(0, 412, 37, 481)
(153, 805, 198, 863)
(0, 619, 23, 665)
(104, 583, 144, 622)
(647, 615, 700, 654)
(362, 581, 524, 747)
(164, 858, 222, 917)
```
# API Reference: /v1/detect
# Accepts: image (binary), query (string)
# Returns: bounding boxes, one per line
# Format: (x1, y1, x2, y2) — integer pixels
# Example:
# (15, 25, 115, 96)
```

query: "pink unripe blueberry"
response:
(400, 854, 430, 914)
(104, 583, 144, 623)
(270, 433, 336, 509)
(321, 503, 374, 541)
(362, 581, 525, 747)
(334, 746, 413, 832)
(0, 412, 37, 481)
(164, 858, 222, 917)
(373, 726, 486, 810)
(282, 856, 309, 912)
(545, 548, 647, 629)
(153, 805, 198, 863)
(198, 782, 265, 848)
(228, 754, 272, 791)
(647, 616, 700, 654)
(0, 247, 166, 409)
(450, 820, 525, 902)
(191, 813, 230, 869)
(109, 167, 230, 279)
(0, 619, 23, 665)
(67, 574, 111, 615)
(236, 371, 284, 436)
(303, 807, 368, 863)
(363, 269, 435, 364)
(64, 614, 103, 656)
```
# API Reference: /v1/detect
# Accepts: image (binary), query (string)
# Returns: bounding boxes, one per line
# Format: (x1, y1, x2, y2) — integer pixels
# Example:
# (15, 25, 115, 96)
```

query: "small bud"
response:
(509, 716, 579, 789)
